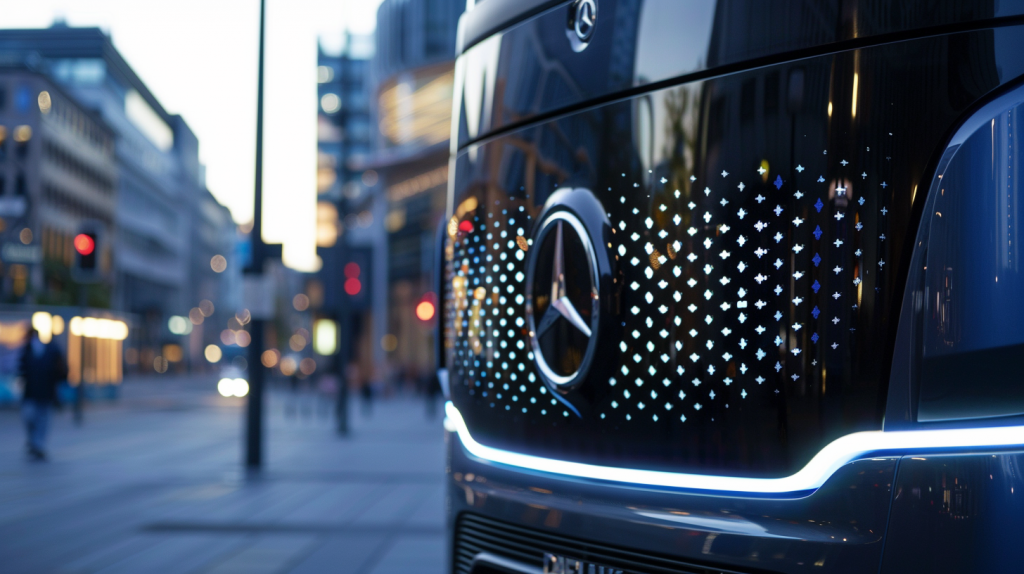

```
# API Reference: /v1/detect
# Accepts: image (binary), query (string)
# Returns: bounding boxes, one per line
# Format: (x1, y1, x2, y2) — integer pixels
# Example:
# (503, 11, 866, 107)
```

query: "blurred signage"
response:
(0, 197, 27, 217)
(2, 242, 41, 263)
(243, 274, 276, 320)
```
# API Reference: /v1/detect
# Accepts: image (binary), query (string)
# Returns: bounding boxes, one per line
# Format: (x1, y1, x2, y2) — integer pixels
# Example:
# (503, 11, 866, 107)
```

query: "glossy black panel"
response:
(454, 0, 1024, 147)
(448, 437, 897, 574)
(445, 27, 1024, 477)
(880, 452, 1024, 573)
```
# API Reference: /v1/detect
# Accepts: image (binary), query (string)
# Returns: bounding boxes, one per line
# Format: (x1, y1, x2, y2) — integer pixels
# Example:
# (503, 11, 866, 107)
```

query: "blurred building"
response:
(315, 34, 377, 383)
(0, 25, 239, 374)
(0, 54, 116, 306)
(353, 0, 463, 386)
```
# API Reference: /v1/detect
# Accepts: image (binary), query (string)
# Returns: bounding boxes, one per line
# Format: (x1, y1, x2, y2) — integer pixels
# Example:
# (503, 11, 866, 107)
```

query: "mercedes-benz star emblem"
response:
(566, 0, 597, 52)
(526, 210, 600, 390)
(536, 220, 592, 339)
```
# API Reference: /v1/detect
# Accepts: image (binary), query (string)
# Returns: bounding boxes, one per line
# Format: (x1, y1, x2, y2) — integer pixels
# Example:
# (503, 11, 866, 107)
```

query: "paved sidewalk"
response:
(0, 376, 447, 574)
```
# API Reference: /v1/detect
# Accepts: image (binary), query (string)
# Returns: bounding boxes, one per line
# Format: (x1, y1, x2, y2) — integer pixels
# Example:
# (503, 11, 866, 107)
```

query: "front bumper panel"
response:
(449, 434, 897, 574)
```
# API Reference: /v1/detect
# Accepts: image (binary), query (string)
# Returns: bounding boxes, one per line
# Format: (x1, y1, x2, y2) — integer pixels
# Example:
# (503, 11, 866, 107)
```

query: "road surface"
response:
(0, 375, 447, 574)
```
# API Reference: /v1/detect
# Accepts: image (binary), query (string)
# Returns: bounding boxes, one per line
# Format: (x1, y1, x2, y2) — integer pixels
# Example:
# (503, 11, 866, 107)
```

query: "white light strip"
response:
(445, 402, 1024, 494)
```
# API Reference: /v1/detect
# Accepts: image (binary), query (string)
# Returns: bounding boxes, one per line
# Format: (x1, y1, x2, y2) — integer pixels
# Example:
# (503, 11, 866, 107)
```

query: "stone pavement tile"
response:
(53, 533, 163, 574)
(202, 534, 320, 574)
(285, 533, 390, 574)
(278, 482, 385, 524)
(350, 483, 435, 526)
(0, 483, 168, 571)
(93, 534, 249, 574)
(240, 482, 337, 523)
(405, 486, 445, 528)
(364, 534, 446, 574)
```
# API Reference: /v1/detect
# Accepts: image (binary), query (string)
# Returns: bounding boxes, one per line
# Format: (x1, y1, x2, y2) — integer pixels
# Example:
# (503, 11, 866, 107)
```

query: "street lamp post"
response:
(245, 0, 268, 469)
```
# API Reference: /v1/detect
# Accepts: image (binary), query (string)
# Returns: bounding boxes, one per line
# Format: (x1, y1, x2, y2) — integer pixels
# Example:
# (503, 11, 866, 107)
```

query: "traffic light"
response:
(342, 248, 371, 311)
(343, 262, 361, 295)
(415, 292, 436, 322)
(74, 233, 95, 266)
(71, 227, 101, 283)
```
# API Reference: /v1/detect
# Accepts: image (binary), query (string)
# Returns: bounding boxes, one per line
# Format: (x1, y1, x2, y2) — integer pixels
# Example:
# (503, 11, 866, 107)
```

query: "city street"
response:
(0, 376, 446, 574)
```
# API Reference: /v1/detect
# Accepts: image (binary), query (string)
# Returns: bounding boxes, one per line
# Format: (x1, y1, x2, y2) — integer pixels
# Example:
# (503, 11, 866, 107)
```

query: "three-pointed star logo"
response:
(535, 221, 592, 338)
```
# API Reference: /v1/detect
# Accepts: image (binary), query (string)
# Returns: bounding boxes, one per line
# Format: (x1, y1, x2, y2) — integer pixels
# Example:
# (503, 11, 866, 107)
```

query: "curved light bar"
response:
(445, 402, 1024, 494)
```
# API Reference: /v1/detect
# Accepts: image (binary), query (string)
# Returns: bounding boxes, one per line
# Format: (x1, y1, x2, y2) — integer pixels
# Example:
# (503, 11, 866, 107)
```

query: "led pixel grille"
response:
(446, 154, 891, 429)
(447, 201, 564, 416)
(606, 158, 887, 424)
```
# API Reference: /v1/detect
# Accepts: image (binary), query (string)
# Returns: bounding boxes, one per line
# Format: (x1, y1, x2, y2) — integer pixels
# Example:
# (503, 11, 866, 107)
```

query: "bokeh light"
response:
(210, 254, 227, 273)
(415, 300, 435, 321)
(261, 349, 280, 368)
(280, 357, 298, 376)
(204, 345, 222, 363)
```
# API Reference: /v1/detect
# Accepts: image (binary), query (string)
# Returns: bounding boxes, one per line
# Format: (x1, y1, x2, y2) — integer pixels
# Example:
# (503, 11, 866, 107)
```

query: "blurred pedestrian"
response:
(19, 328, 67, 461)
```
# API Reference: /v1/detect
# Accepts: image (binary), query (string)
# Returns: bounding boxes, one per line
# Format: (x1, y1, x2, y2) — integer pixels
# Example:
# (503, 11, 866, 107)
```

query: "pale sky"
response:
(0, 0, 385, 271)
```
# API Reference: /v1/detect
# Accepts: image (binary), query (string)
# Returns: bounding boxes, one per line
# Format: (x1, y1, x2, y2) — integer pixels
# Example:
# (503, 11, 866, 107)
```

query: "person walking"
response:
(19, 328, 67, 461)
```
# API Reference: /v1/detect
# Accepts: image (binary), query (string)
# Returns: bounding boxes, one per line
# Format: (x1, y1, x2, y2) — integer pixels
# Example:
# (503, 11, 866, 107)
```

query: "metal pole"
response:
(334, 34, 350, 435)
(245, 0, 267, 469)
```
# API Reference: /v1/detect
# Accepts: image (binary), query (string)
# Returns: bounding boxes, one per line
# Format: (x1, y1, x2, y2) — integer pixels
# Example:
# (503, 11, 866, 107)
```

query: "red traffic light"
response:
(415, 292, 437, 322)
(74, 234, 95, 256)
(415, 301, 435, 321)
(344, 278, 361, 295)
(344, 262, 360, 278)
